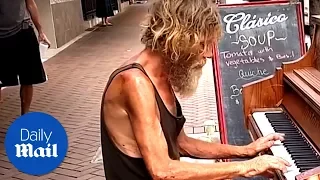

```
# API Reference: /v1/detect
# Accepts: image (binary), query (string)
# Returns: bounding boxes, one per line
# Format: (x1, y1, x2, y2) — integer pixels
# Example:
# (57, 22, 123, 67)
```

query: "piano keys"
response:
(252, 111, 320, 179)
(242, 15, 320, 180)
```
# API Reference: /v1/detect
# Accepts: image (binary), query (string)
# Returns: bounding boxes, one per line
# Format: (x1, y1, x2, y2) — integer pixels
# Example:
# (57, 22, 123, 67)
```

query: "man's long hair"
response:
(141, 0, 222, 96)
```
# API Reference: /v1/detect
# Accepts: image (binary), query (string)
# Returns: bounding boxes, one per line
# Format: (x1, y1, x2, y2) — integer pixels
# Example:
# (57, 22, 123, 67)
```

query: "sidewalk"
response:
(0, 2, 218, 179)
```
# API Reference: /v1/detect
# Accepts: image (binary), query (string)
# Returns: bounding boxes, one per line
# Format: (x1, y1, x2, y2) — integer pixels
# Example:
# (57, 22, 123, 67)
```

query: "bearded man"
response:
(100, 0, 290, 179)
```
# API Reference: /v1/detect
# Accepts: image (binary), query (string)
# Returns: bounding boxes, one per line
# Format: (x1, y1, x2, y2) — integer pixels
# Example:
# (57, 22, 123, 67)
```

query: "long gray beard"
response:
(171, 67, 203, 98)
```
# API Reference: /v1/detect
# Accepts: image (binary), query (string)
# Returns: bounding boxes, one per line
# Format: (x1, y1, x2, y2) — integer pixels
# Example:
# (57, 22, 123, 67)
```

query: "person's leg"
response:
(105, 17, 112, 26)
(18, 27, 47, 115)
(20, 85, 33, 115)
(101, 17, 107, 26)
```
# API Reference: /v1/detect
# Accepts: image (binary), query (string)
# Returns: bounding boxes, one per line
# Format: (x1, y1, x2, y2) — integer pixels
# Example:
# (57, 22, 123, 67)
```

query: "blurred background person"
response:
(96, 0, 116, 26)
(0, 0, 51, 115)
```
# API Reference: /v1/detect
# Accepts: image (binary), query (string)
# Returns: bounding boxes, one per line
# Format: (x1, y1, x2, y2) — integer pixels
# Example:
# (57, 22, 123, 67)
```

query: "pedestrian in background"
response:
(0, 0, 51, 115)
(96, 0, 115, 26)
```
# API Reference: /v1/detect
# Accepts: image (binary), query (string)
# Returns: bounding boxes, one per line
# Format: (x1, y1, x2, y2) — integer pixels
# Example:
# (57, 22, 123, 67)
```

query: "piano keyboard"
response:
(252, 111, 320, 180)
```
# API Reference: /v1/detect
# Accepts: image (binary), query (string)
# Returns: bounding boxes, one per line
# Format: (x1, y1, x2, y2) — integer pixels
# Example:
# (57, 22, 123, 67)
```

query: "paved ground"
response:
(0, 2, 218, 179)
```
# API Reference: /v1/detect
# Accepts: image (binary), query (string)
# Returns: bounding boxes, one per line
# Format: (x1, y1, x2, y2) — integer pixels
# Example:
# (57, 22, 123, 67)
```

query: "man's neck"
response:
(138, 48, 168, 80)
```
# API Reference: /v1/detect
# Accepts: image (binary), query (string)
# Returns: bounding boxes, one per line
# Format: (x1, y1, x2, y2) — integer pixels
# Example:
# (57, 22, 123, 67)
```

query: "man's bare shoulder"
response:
(104, 68, 158, 124)
(105, 68, 155, 102)
(122, 69, 153, 90)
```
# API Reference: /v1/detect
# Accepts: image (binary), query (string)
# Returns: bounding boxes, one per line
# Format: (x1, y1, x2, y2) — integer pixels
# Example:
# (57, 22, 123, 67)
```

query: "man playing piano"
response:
(100, 0, 291, 179)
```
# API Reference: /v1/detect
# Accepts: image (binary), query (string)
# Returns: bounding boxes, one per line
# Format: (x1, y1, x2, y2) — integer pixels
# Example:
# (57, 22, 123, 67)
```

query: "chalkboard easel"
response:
(213, 1, 306, 146)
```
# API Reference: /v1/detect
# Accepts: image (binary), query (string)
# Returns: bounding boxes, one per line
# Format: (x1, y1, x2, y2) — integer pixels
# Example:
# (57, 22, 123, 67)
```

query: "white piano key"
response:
(284, 170, 301, 180)
(252, 112, 275, 136)
(253, 112, 284, 145)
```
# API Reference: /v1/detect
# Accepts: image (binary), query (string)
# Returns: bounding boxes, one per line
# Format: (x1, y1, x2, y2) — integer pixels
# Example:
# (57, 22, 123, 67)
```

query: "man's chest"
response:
(0, 0, 24, 18)
(155, 87, 177, 116)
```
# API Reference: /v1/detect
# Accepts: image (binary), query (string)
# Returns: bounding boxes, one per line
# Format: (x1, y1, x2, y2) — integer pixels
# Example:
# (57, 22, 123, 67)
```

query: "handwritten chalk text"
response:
(224, 12, 288, 34)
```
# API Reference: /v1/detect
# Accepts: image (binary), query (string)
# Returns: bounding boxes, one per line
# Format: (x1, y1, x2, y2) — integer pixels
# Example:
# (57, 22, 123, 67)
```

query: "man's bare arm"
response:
(25, 0, 43, 33)
(25, 0, 51, 46)
(177, 130, 249, 159)
(119, 70, 258, 180)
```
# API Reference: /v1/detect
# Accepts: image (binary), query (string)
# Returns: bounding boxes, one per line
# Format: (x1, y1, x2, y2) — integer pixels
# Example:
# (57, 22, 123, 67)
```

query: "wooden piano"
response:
(242, 15, 320, 180)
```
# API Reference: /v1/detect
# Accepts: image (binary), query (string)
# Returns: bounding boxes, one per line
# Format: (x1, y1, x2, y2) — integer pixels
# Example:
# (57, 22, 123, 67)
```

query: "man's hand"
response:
(243, 155, 291, 177)
(245, 133, 285, 156)
(38, 32, 51, 48)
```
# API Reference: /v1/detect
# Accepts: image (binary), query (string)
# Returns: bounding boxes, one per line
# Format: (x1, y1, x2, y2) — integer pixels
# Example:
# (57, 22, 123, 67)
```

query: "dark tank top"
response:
(100, 63, 186, 180)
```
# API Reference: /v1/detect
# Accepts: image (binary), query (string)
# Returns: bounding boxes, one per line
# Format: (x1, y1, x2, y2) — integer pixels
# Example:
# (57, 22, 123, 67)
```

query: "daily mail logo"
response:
(15, 129, 57, 158)
(5, 112, 68, 176)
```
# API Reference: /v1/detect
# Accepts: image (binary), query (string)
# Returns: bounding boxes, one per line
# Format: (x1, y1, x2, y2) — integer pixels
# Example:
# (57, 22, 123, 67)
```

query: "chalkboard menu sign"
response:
(213, 2, 305, 146)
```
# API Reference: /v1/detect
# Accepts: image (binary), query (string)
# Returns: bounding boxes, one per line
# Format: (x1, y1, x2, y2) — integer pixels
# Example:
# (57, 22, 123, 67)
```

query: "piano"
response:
(242, 15, 320, 180)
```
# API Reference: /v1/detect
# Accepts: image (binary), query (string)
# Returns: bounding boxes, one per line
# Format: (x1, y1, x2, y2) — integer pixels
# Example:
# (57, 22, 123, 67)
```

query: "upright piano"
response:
(242, 16, 320, 180)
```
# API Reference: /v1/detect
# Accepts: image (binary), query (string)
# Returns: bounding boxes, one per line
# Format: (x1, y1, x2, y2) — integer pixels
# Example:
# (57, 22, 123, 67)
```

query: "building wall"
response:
(36, 0, 125, 49)
(51, 0, 85, 48)
(120, 1, 130, 12)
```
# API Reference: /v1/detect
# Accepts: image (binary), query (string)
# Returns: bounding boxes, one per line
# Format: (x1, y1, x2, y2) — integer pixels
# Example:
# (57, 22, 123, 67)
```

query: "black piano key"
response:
(276, 132, 300, 135)
(274, 128, 296, 131)
(285, 140, 307, 144)
(297, 165, 320, 169)
(295, 158, 320, 162)
(287, 146, 312, 150)
(291, 154, 317, 159)
(283, 141, 308, 144)
(297, 164, 320, 169)
(296, 161, 320, 166)
(289, 151, 317, 155)
(269, 120, 292, 122)
(284, 142, 310, 146)
(286, 147, 311, 150)
(290, 153, 316, 158)
(275, 126, 296, 129)
(289, 151, 315, 155)
(265, 113, 287, 119)
(273, 126, 296, 129)
(269, 120, 289, 124)
(288, 148, 313, 151)
(275, 129, 298, 132)
(269, 120, 291, 122)
(283, 139, 304, 142)
(283, 136, 305, 138)
(264, 112, 320, 173)
(287, 148, 314, 153)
